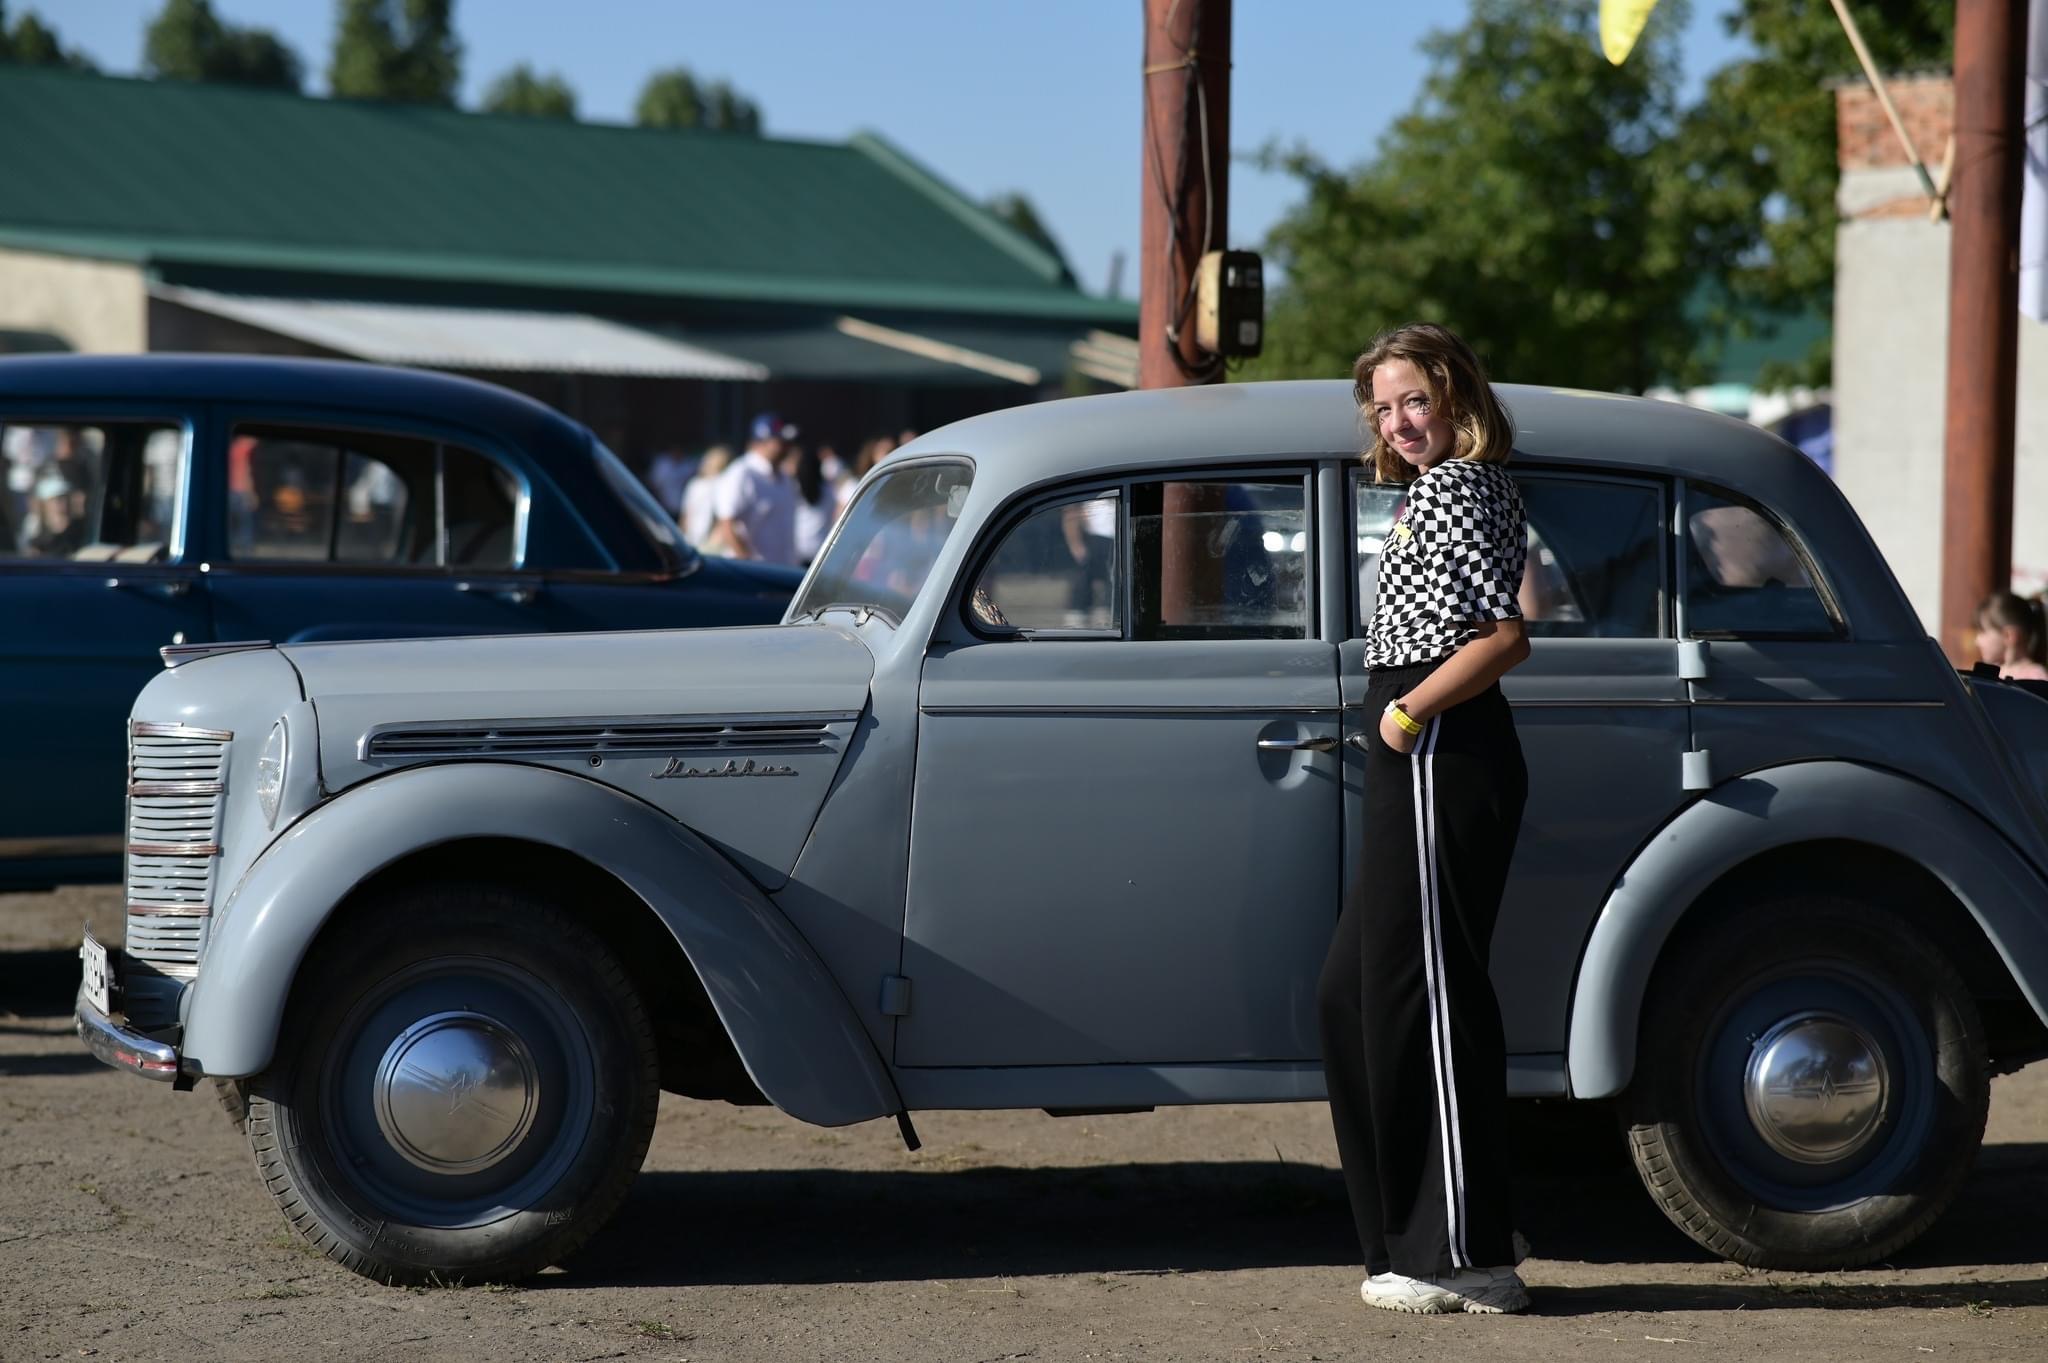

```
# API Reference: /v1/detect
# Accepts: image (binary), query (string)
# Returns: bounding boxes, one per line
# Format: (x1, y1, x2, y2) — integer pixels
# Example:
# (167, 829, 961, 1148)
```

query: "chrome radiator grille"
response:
(124, 721, 229, 1024)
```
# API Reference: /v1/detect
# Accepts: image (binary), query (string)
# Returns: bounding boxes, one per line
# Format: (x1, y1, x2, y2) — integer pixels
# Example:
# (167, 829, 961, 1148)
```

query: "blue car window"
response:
(0, 421, 182, 563)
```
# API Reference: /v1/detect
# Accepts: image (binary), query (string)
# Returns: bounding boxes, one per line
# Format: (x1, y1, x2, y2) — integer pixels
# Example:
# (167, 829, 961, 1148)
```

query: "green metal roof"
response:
(0, 66, 1132, 326)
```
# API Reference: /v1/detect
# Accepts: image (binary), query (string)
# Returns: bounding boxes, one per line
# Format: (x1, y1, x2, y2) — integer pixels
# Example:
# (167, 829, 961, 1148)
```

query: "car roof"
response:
(0, 353, 586, 447)
(898, 379, 1811, 494)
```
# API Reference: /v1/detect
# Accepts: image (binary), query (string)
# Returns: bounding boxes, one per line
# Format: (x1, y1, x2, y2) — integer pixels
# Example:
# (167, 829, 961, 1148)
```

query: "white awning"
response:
(151, 285, 767, 380)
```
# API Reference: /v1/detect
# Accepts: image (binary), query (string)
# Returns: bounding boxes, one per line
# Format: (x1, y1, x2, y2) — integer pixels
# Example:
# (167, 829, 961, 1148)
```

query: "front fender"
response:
(182, 762, 902, 1127)
(1568, 761, 2048, 1100)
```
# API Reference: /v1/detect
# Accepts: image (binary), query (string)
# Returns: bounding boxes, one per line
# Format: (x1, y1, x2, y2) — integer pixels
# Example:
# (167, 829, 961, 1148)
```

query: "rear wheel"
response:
(1621, 895, 1988, 1269)
(246, 886, 659, 1284)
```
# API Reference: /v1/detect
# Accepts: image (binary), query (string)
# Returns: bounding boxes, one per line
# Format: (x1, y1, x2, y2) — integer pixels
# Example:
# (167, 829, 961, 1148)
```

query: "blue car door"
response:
(0, 410, 211, 883)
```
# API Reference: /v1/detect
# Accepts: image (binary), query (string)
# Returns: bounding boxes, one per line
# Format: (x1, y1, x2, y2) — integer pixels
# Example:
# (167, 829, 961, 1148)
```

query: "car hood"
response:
(288, 622, 874, 791)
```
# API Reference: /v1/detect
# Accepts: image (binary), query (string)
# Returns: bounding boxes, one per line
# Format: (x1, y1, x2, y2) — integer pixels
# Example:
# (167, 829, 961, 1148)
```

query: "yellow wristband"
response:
(1386, 701, 1424, 737)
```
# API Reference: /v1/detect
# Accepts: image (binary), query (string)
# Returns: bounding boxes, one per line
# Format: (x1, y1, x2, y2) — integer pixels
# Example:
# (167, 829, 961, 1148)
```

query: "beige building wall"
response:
(1832, 78, 2048, 640)
(0, 247, 146, 354)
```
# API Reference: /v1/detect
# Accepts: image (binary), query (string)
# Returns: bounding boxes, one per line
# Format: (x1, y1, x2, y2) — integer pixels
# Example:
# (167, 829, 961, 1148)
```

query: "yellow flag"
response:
(1600, 0, 1662, 64)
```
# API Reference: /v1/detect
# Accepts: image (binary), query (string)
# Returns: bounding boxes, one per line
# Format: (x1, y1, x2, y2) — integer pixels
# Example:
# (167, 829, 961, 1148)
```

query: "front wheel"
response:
(1620, 895, 1988, 1269)
(246, 886, 659, 1284)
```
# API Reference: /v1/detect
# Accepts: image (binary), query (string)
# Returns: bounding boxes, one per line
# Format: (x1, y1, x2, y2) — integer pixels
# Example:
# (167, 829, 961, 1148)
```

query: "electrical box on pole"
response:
(1195, 249, 1263, 358)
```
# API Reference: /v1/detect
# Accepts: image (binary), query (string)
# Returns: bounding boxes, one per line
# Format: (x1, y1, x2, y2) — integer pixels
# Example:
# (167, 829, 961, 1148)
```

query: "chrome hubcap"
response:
(373, 1011, 540, 1175)
(1742, 1010, 1889, 1165)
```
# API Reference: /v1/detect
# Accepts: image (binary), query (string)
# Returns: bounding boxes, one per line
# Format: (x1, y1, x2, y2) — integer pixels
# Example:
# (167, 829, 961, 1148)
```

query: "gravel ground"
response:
(3, 884, 2045, 1363)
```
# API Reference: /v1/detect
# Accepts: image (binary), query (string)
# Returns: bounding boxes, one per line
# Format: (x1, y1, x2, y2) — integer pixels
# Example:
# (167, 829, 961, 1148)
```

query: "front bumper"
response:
(75, 985, 183, 1081)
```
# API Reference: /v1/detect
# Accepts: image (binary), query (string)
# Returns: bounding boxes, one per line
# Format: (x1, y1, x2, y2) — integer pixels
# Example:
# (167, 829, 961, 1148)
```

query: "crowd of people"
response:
(641, 415, 916, 569)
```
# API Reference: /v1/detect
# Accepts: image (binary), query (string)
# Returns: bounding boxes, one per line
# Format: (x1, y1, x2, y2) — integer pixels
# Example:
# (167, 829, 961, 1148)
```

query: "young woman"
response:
(1317, 322, 1533, 1316)
(1974, 590, 2048, 682)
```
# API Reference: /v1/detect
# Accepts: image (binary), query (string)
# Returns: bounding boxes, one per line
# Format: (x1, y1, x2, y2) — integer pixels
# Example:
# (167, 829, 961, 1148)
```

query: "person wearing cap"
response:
(712, 413, 800, 564)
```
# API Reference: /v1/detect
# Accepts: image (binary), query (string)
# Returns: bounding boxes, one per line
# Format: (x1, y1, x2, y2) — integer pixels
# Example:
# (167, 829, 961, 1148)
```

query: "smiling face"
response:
(1369, 359, 1457, 473)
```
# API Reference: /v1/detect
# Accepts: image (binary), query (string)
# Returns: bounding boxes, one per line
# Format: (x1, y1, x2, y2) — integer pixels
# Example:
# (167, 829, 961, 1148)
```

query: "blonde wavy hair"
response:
(1352, 323, 1515, 484)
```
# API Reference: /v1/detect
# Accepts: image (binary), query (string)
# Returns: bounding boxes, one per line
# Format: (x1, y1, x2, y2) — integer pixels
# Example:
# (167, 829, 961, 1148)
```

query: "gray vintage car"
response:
(77, 380, 2048, 1284)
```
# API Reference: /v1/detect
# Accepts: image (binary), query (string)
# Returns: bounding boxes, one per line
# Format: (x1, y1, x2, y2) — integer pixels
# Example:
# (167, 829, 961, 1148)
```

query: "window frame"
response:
(1677, 479, 1847, 642)
(215, 418, 533, 575)
(1346, 462, 1676, 642)
(960, 463, 1319, 644)
(0, 413, 194, 569)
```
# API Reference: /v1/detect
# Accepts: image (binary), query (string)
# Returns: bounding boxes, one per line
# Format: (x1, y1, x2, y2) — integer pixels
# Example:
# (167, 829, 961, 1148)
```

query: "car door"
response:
(898, 469, 1343, 1067)
(0, 411, 211, 879)
(202, 415, 554, 643)
(1342, 464, 1690, 1061)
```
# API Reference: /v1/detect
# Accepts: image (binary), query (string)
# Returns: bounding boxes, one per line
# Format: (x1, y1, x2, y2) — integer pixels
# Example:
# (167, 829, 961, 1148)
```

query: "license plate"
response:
(80, 932, 111, 1017)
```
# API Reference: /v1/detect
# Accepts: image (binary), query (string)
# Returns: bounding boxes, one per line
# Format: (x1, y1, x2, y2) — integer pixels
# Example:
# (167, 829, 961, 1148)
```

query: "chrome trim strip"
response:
(920, 704, 1338, 716)
(0, 834, 126, 858)
(129, 780, 225, 797)
(126, 901, 211, 918)
(1505, 699, 1689, 709)
(127, 841, 221, 857)
(131, 721, 233, 741)
(75, 988, 183, 1081)
(359, 711, 861, 762)
(161, 640, 272, 669)
(1690, 699, 1948, 708)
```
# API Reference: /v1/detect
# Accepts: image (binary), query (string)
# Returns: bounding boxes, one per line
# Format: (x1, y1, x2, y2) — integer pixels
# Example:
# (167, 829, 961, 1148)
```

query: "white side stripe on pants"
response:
(1410, 717, 1469, 1269)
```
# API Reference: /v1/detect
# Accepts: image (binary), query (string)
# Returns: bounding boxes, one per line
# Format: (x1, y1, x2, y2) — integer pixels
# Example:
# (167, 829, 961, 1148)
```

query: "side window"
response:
(226, 424, 519, 569)
(970, 491, 1120, 633)
(1131, 478, 1308, 639)
(0, 420, 183, 562)
(1517, 476, 1665, 638)
(1354, 479, 1404, 629)
(1684, 483, 1836, 637)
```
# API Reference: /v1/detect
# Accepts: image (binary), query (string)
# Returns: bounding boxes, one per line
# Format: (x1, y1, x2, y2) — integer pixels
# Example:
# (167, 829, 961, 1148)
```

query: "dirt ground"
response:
(2, 886, 2044, 1363)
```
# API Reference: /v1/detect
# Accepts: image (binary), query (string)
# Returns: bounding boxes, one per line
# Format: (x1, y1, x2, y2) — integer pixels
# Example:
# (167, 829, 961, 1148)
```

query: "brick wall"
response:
(1836, 73, 1953, 173)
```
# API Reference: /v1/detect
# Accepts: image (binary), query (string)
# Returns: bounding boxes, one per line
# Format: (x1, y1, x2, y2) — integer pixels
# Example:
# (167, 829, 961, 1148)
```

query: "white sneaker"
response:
(1359, 1266, 1530, 1316)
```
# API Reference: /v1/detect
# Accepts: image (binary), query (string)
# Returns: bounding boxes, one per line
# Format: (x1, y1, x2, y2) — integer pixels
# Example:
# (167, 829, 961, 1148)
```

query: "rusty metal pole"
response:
(1142, 0, 1231, 624)
(1939, 0, 2027, 664)
(1139, 0, 1230, 391)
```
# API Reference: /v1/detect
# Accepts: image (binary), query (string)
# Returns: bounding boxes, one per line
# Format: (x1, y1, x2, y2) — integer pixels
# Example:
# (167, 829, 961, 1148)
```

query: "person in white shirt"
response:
(712, 414, 799, 565)
(680, 445, 732, 550)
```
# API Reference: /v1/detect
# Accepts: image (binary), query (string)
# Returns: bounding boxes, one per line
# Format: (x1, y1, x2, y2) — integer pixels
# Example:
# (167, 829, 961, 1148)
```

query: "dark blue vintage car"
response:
(0, 354, 800, 889)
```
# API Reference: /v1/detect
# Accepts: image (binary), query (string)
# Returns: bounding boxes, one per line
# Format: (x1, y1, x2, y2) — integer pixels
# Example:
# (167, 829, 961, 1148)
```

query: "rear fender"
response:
(1568, 761, 2048, 1099)
(182, 762, 902, 1126)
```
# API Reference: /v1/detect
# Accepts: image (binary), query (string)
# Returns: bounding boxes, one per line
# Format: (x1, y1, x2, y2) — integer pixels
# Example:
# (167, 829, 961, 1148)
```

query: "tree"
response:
(0, 3, 96, 69)
(634, 66, 761, 133)
(1676, 0, 1952, 386)
(986, 191, 1077, 285)
(481, 63, 575, 119)
(143, 0, 302, 92)
(1250, 0, 1740, 393)
(329, 0, 461, 106)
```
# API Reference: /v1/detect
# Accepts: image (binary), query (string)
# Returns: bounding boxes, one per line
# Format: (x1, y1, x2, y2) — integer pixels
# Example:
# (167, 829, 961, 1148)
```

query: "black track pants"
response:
(1318, 660, 1527, 1278)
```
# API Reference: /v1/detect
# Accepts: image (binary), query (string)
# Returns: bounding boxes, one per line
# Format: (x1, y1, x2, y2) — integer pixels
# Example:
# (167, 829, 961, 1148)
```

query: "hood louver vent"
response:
(361, 713, 857, 762)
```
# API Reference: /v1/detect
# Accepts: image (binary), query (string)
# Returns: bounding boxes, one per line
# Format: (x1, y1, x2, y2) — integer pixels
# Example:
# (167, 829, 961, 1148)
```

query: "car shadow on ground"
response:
(551, 1140, 2047, 1292)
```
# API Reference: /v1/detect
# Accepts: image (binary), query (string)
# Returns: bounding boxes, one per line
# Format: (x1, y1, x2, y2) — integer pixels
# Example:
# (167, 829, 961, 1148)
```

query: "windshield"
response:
(792, 460, 973, 624)
(591, 437, 690, 574)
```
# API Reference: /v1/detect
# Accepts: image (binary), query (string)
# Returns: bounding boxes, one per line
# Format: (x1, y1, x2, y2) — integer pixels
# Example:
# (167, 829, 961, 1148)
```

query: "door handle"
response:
(455, 579, 540, 606)
(1345, 732, 1372, 751)
(105, 576, 191, 599)
(1257, 735, 1338, 753)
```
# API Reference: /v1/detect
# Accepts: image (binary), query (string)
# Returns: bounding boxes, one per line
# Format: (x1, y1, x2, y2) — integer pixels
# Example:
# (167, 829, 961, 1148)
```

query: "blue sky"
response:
(51, 2, 1749, 298)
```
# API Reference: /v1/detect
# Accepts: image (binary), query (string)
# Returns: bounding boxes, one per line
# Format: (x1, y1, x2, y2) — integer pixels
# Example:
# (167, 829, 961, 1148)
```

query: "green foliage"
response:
(986, 191, 1077, 284)
(634, 66, 761, 134)
(1251, 0, 1952, 392)
(480, 63, 576, 119)
(1676, 0, 1951, 387)
(329, 0, 461, 106)
(1250, 0, 1731, 393)
(143, 0, 302, 92)
(0, 3, 96, 69)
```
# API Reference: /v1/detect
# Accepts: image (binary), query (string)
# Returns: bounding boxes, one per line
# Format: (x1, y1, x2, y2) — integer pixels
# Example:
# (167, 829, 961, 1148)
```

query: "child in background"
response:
(1974, 591, 2048, 682)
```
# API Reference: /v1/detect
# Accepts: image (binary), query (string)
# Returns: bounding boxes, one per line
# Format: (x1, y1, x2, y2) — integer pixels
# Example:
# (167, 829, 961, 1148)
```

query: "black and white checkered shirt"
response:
(1364, 459, 1527, 669)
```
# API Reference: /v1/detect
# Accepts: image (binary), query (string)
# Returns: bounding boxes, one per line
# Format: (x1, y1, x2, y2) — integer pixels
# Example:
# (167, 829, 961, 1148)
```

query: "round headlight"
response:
(256, 720, 287, 828)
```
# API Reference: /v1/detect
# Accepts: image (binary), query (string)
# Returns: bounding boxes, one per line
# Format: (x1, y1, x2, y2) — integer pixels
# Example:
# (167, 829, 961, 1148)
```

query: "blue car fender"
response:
(181, 761, 903, 1127)
(1568, 760, 2048, 1099)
